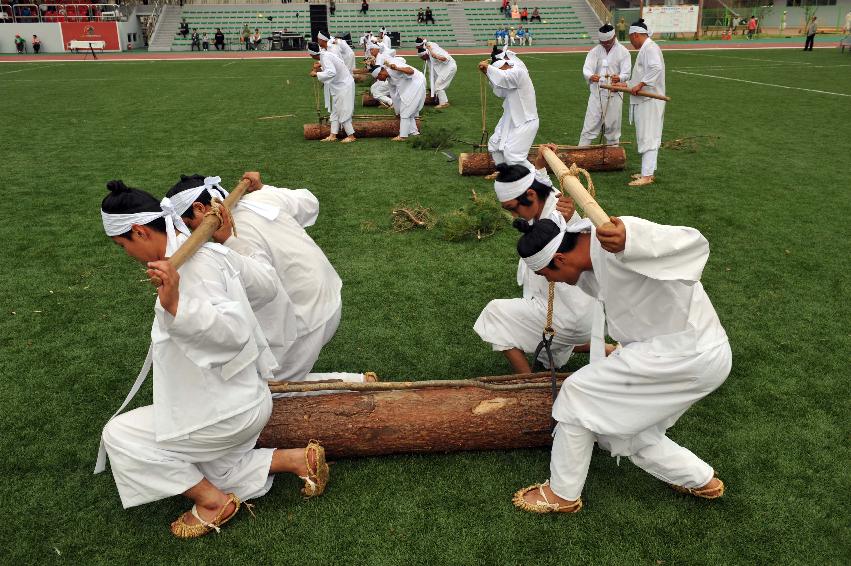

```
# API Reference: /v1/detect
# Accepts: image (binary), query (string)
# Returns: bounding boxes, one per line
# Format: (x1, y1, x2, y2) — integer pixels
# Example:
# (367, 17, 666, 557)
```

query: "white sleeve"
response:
(158, 258, 253, 368)
(617, 49, 631, 82)
(486, 64, 521, 89)
(316, 54, 336, 83)
(534, 167, 554, 188)
(616, 216, 709, 283)
(257, 185, 320, 227)
(639, 47, 663, 88)
(582, 49, 596, 82)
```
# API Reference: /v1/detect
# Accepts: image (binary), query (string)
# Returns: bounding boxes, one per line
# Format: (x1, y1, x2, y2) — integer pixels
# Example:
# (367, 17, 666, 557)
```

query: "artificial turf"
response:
(0, 48, 849, 565)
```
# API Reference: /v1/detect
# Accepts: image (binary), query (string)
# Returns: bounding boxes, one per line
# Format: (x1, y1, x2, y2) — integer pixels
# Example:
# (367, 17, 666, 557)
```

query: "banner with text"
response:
(643, 5, 699, 34)
(61, 22, 120, 51)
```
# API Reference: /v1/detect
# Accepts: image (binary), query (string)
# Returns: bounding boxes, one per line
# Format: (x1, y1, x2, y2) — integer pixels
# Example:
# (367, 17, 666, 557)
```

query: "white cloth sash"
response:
(94, 344, 153, 474)
(590, 299, 606, 364)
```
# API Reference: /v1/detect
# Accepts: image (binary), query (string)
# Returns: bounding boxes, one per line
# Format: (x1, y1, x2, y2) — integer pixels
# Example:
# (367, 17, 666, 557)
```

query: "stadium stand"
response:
(165, 1, 601, 51)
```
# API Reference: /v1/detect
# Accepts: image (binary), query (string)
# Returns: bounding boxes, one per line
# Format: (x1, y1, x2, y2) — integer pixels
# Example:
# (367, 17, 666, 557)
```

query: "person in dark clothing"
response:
(32, 34, 41, 53)
(360, 1, 369, 15)
(179, 19, 189, 38)
(425, 6, 435, 24)
(190, 28, 201, 51)
(214, 28, 225, 50)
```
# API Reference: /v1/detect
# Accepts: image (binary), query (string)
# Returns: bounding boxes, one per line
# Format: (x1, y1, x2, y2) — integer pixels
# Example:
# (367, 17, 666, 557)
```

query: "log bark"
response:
(258, 375, 563, 458)
(362, 92, 439, 107)
(353, 73, 374, 85)
(304, 118, 421, 140)
(458, 146, 626, 176)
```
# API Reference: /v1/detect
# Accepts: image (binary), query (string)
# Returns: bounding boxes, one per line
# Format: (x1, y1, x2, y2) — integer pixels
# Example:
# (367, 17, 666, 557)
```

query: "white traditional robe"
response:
(628, 38, 666, 176)
(99, 245, 281, 508)
(546, 217, 731, 500)
(385, 57, 426, 137)
(474, 169, 595, 367)
(578, 42, 631, 146)
(225, 185, 347, 382)
(381, 33, 392, 51)
(486, 61, 539, 166)
(422, 41, 457, 104)
(370, 78, 393, 106)
(329, 37, 355, 71)
(317, 50, 356, 136)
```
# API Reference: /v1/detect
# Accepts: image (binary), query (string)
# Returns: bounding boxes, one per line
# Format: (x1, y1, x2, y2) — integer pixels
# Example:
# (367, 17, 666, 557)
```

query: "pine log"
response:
(362, 92, 439, 107)
(304, 118, 421, 140)
(458, 146, 626, 176)
(353, 73, 374, 85)
(258, 375, 563, 458)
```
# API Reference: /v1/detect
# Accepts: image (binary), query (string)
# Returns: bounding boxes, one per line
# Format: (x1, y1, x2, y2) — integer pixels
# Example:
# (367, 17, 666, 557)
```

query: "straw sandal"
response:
(512, 481, 583, 514)
(363, 371, 380, 383)
(170, 493, 244, 539)
(628, 176, 655, 187)
(670, 476, 725, 500)
(300, 440, 330, 498)
(340, 136, 357, 144)
(391, 136, 407, 142)
(320, 135, 338, 142)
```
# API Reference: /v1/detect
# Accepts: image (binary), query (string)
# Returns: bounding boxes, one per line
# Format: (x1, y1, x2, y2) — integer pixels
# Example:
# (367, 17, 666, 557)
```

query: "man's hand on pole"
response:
(242, 171, 263, 192)
(147, 260, 180, 316)
(630, 82, 646, 96)
(596, 216, 626, 253)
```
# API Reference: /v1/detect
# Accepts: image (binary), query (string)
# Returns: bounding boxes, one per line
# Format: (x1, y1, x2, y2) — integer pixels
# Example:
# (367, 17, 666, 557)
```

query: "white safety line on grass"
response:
(0, 63, 61, 74)
(672, 69, 851, 97)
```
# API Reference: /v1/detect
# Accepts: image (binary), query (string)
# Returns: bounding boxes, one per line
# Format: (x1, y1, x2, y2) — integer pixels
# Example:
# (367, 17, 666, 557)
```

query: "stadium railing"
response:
(0, 3, 123, 23)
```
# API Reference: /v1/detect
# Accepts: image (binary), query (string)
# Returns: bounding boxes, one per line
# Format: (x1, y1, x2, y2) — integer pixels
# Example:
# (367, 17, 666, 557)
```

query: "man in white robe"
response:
(474, 147, 597, 373)
(371, 57, 426, 141)
(96, 181, 330, 537)
(308, 42, 357, 143)
(478, 48, 539, 171)
(627, 19, 666, 187)
(319, 31, 355, 72)
(578, 24, 632, 147)
(415, 37, 457, 109)
(511, 215, 731, 513)
(166, 173, 364, 386)
(379, 28, 392, 51)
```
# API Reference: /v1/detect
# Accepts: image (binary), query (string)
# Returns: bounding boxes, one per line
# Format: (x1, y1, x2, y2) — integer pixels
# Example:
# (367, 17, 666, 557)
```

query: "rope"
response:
(556, 163, 596, 218)
(208, 197, 237, 238)
(311, 76, 324, 125)
(478, 72, 489, 152)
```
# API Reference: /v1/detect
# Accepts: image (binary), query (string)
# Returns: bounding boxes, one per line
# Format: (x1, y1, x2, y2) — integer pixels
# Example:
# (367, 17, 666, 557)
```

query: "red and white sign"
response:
(61, 22, 120, 51)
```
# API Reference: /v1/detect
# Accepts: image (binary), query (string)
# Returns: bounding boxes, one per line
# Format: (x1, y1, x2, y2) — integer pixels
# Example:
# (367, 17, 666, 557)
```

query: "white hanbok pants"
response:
(102, 391, 275, 509)
(547, 341, 731, 500)
(398, 98, 425, 137)
(579, 91, 623, 146)
(371, 81, 393, 106)
(473, 296, 593, 368)
(489, 116, 539, 166)
(630, 99, 666, 176)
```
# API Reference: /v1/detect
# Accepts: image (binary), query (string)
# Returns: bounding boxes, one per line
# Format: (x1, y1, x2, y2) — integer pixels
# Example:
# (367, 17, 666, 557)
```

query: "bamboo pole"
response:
(600, 83, 671, 102)
(268, 372, 570, 393)
(539, 146, 611, 228)
(147, 179, 249, 286)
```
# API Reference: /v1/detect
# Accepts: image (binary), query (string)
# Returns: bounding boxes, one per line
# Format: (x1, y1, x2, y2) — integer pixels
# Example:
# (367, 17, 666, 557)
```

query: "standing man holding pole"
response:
(578, 24, 631, 147)
(626, 19, 665, 187)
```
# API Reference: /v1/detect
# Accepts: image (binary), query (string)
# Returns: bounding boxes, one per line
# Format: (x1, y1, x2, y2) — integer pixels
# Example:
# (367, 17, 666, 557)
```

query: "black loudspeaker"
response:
(310, 4, 329, 42)
(390, 31, 401, 47)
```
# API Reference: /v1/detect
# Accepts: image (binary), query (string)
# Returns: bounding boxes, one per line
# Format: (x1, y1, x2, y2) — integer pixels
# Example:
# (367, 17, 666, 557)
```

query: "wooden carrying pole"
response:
(458, 145, 626, 176)
(600, 83, 671, 102)
(539, 146, 611, 228)
(167, 179, 250, 270)
(260, 373, 568, 458)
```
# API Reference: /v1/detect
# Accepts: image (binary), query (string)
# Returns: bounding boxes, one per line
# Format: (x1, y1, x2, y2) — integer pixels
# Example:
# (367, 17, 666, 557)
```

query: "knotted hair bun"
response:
(513, 218, 533, 234)
(106, 180, 132, 194)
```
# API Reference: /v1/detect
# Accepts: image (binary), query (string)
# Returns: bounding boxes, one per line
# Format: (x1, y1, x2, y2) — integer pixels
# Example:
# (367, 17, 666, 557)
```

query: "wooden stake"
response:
(600, 83, 671, 102)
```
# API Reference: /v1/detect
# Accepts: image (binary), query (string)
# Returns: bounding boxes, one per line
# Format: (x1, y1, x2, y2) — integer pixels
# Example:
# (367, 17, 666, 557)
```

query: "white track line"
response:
(672, 69, 851, 97)
(0, 63, 61, 74)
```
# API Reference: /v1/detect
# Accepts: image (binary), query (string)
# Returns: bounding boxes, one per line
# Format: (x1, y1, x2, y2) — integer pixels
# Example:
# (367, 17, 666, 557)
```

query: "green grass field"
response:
(1, 48, 849, 565)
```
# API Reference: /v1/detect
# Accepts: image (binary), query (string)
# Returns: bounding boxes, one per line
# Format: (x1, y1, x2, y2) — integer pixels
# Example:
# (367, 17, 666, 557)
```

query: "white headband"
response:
(308, 46, 321, 56)
(491, 58, 514, 69)
(101, 197, 192, 257)
(317, 31, 329, 41)
(493, 167, 534, 201)
(415, 39, 425, 47)
(629, 25, 650, 36)
(522, 229, 566, 272)
(371, 65, 384, 78)
(598, 29, 615, 41)
(168, 176, 227, 217)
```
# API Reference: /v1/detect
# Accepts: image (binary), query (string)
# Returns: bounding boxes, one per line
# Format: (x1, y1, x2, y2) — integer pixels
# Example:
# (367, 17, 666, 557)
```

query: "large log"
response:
(362, 92, 439, 107)
(304, 118, 421, 140)
(353, 73, 374, 85)
(458, 146, 626, 176)
(258, 374, 562, 458)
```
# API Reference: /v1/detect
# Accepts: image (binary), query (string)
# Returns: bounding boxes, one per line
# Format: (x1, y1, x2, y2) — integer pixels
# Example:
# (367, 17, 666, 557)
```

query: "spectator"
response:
(616, 16, 626, 41)
(516, 25, 526, 45)
(214, 28, 225, 50)
(14, 34, 25, 53)
(504, 3, 512, 19)
(360, 1, 368, 15)
(201, 32, 209, 51)
(179, 18, 189, 38)
(530, 7, 541, 23)
(508, 26, 516, 45)
(425, 6, 434, 25)
(520, 7, 528, 22)
(32, 34, 41, 53)
(252, 28, 262, 50)
(525, 27, 533, 45)
(417, 8, 424, 24)
(242, 24, 251, 49)
(747, 16, 756, 40)
(190, 28, 200, 51)
(501, 0, 509, 14)
(329, 0, 335, 17)
(803, 16, 817, 51)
